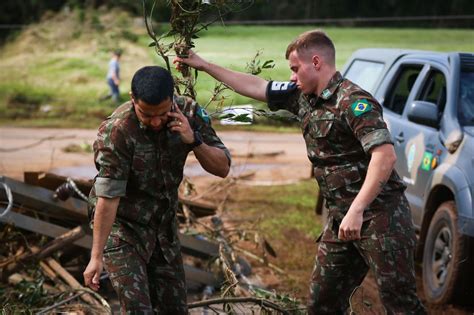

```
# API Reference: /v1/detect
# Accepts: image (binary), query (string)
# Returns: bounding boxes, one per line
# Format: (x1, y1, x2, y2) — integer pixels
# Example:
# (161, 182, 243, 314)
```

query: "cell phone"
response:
(170, 103, 178, 122)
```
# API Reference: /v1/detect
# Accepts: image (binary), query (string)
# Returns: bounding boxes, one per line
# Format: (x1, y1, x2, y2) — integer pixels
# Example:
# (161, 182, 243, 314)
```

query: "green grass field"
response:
(0, 9, 473, 128)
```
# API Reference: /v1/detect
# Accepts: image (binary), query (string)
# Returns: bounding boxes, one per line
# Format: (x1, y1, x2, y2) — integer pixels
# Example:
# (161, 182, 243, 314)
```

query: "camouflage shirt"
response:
(89, 96, 231, 263)
(267, 72, 406, 220)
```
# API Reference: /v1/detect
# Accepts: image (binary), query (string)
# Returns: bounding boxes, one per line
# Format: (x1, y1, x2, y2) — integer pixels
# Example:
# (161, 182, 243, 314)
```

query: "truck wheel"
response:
(422, 201, 472, 305)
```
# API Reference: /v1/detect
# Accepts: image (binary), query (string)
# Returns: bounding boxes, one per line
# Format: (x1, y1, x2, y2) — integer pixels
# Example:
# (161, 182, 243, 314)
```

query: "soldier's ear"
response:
(312, 55, 321, 70)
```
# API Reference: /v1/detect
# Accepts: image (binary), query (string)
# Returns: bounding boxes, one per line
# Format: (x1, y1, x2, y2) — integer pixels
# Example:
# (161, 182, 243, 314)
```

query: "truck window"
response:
(417, 70, 447, 122)
(344, 60, 384, 95)
(458, 71, 474, 126)
(384, 66, 423, 115)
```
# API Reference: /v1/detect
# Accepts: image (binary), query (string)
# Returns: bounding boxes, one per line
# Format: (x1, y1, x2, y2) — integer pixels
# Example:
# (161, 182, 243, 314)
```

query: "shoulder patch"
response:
(351, 99, 372, 117)
(196, 106, 210, 124)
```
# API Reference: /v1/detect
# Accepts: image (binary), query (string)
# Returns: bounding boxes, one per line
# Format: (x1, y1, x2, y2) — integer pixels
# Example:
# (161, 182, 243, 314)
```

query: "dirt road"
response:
(1, 127, 472, 314)
(0, 127, 311, 181)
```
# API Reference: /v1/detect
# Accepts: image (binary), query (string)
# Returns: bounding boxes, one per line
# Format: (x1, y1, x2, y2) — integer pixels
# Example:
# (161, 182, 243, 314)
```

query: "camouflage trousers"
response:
(103, 239, 188, 315)
(308, 195, 426, 315)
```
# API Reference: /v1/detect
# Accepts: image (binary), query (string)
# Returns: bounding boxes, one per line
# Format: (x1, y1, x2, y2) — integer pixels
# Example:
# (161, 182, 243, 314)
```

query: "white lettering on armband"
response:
(271, 81, 290, 91)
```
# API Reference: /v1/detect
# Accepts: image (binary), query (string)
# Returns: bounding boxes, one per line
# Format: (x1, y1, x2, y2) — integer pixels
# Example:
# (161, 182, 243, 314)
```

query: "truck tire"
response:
(422, 201, 473, 305)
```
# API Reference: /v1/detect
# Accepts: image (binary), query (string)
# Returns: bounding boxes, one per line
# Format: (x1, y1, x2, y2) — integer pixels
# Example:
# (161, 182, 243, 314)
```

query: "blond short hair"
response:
(285, 30, 335, 66)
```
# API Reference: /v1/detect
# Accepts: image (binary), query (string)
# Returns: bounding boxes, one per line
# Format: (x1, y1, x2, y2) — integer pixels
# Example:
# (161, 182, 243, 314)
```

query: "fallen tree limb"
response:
(39, 261, 69, 293)
(45, 258, 102, 308)
(36, 226, 85, 260)
(234, 246, 285, 274)
(1, 226, 86, 280)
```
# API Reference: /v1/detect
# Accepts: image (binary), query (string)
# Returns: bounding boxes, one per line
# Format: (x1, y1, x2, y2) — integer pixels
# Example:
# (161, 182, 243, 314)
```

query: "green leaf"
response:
(219, 113, 235, 120)
(232, 113, 252, 122)
(148, 41, 157, 47)
(262, 60, 275, 67)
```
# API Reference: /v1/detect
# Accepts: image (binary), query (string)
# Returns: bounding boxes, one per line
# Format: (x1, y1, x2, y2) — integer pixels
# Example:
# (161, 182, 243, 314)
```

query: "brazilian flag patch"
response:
(351, 99, 372, 117)
(421, 152, 433, 171)
(196, 106, 210, 124)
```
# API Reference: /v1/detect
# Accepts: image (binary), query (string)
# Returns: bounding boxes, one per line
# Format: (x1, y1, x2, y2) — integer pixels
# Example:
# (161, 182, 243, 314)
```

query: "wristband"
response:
(190, 130, 203, 149)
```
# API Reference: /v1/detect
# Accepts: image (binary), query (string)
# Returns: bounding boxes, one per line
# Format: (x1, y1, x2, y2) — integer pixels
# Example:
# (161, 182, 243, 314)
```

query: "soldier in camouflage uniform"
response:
(83, 66, 231, 314)
(175, 30, 426, 314)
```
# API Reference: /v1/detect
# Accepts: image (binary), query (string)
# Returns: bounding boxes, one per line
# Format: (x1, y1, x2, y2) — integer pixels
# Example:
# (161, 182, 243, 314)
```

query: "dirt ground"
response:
(1, 127, 472, 314)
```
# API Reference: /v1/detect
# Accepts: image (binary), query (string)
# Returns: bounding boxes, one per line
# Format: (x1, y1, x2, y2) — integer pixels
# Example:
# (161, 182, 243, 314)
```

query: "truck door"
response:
(378, 64, 424, 208)
(398, 68, 447, 226)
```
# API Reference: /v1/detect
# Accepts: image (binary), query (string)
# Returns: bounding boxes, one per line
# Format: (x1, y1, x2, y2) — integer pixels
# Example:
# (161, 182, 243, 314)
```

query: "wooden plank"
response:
(24, 172, 92, 198)
(178, 233, 219, 259)
(0, 211, 91, 249)
(0, 176, 88, 222)
(23, 172, 216, 218)
(183, 265, 220, 288)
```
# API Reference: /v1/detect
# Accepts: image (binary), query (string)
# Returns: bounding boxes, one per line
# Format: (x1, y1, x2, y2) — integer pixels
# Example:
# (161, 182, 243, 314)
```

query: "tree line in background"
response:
(1, 0, 474, 41)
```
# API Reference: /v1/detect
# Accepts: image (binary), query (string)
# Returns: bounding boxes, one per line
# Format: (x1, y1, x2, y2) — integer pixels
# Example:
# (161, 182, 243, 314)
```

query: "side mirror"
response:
(407, 100, 439, 128)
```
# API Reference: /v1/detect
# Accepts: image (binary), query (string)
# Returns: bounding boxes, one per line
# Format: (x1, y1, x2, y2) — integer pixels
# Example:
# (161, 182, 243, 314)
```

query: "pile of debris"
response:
(0, 172, 303, 314)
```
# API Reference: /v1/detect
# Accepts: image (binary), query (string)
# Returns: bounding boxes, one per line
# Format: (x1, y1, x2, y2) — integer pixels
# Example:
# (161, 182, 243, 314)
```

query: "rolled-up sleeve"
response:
(94, 177, 127, 198)
(360, 129, 392, 153)
(93, 121, 131, 197)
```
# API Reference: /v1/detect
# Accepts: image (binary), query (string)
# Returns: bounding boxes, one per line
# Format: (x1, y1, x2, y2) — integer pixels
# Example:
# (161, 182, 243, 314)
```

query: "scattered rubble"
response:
(0, 171, 303, 314)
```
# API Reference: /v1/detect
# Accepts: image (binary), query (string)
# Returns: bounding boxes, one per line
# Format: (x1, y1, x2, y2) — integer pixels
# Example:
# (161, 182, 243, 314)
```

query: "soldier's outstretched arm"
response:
(174, 50, 268, 102)
(83, 196, 120, 291)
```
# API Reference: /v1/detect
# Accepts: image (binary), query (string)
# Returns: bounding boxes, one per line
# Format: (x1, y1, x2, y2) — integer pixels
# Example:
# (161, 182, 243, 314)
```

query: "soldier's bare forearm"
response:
(91, 196, 120, 259)
(193, 144, 230, 178)
(200, 62, 268, 102)
(175, 51, 268, 101)
(349, 144, 396, 213)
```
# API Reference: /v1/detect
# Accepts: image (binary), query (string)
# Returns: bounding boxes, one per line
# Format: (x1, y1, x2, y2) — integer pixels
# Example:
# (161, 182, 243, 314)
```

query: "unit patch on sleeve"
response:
(196, 106, 210, 124)
(351, 99, 372, 117)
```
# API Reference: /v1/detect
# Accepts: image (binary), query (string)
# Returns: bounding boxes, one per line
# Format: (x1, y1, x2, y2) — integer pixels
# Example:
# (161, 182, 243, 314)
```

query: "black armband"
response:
(266, 81, 298, 111)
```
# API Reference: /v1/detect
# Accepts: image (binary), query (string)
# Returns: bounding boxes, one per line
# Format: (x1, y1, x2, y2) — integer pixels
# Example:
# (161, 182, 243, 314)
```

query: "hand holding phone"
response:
(168, 103, 194, 143)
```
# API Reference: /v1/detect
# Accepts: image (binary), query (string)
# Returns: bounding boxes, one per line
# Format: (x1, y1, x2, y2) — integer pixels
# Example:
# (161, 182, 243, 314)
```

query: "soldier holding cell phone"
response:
(83, 66, 231, 314)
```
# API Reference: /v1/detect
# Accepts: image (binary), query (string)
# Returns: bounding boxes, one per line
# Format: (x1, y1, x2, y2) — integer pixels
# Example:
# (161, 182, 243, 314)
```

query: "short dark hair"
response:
(285, 30, 335, 66)
(131, 66, 174, 105)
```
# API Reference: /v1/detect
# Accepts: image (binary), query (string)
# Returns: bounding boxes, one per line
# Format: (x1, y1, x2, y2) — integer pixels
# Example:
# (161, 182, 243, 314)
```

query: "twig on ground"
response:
(188, 296, 291, 314)
(36, 292, 85, 314)
(234, 246, 284, 274)
(0, 135, 75, 153)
